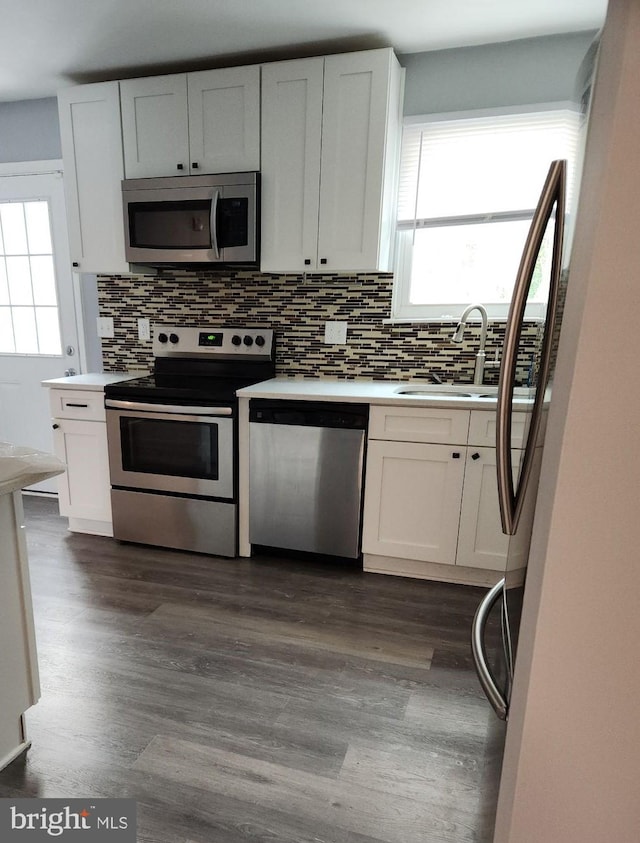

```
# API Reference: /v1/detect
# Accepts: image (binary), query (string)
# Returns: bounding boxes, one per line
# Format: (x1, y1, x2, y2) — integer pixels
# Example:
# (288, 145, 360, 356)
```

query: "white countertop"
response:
(0, 442, 65, 496)
(236, 377, 533, 410)
(41, 372, 147, 391)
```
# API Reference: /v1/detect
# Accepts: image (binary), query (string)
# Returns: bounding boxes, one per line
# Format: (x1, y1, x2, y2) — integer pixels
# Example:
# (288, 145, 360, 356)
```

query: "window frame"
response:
(390, 104, 582, 323)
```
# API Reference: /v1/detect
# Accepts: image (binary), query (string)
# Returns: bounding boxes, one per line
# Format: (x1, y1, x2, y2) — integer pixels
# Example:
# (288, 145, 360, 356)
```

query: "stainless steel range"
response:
(104, 326, 275, 556)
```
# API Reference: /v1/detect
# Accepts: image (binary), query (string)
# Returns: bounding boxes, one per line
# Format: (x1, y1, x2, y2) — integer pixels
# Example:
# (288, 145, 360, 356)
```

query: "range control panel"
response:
(153, 326, 274, 359)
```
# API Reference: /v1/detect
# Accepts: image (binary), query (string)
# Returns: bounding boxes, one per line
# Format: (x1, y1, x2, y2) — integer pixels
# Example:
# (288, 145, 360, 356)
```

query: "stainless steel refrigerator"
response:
(470, 159, 568, 840)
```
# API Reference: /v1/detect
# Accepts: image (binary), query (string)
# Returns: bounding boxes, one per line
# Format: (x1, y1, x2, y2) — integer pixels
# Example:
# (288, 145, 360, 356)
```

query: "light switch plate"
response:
(138, 318, 151, 341)
(96, 316, 114, 338)
(324, 321, 348, 344)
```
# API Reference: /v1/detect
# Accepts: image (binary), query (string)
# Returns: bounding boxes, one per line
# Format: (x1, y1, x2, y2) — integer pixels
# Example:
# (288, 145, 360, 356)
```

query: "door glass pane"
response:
(24, 201, 52, 253)
(35, 307, 62, 355)
(0, 307, 15, 352)
(12, 307, 38, 353)
(31, 255, 56, 305)
(0, 261, 8, 305)
(0, 203, 28, 254)
(0, 199, 61, 356)
(6, 256, 33, 305)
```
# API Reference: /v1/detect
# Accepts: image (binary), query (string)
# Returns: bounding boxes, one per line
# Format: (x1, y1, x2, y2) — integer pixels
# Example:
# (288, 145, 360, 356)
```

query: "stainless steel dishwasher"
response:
(249, 400, 368, 558)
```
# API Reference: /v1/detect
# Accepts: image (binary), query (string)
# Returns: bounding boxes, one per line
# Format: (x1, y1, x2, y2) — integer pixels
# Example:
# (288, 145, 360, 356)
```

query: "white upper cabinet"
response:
(120, 74, 190, 178)
(260, 57, 324, 273)
(120, 66, 261, 179)
(57, 81, 129, 274)
(318, 50, 402, 271)
(187, 67, 260, 175)
(261, 48, 403, 273)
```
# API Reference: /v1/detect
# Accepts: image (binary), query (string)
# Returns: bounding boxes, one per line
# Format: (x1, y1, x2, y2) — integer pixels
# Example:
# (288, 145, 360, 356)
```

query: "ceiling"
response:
(1, 0, 607, 102)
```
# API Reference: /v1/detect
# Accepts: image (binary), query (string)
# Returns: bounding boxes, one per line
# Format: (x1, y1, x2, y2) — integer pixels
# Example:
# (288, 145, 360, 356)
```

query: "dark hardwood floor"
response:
(0, 495, 502, 843)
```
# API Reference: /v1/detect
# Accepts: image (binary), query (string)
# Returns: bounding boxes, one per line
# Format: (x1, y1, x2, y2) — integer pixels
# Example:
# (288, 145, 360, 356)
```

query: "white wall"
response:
(0, 98, 61, 162)
(399, 31, 597, 116)
(494, 0, 640, 840)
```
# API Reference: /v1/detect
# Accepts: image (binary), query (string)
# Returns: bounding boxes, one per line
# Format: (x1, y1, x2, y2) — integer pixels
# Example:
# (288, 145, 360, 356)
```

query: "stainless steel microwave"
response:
(122, 172, 259, 266)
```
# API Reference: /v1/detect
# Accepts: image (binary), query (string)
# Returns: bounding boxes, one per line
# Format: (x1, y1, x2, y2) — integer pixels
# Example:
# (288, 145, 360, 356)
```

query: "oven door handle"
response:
(105, 399, 233, 416)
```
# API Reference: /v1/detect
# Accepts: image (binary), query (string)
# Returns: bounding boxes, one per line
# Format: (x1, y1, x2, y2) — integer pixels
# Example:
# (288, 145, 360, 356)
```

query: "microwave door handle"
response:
(210, 189, 221, 260)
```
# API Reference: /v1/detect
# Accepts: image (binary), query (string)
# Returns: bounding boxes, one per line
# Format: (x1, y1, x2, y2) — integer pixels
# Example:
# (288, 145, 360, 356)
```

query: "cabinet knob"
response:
(72, 262, 79, 267)
(304, 259, 311, 266)
(192, 162, 199, 169)
(452, 452, 461, 459)
(177, 163, 184, 171)
(52, 423, 60, 430)
(320, 258, 328, 265)
(471, 452, 481, 460)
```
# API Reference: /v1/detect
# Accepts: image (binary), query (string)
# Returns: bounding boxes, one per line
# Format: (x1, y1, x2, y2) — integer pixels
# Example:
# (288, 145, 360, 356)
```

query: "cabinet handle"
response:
(72, 262, 79, 267)
(192, 162, 199, 169)
(472, 452, 480, 460)
(177, 163, 184, 171)
(304, 259, 311, 266)
(52, 423, 60, 430)
(65, 403, 88, 408)
(320, 258, 328, 265)
(452, 452, 461, 459)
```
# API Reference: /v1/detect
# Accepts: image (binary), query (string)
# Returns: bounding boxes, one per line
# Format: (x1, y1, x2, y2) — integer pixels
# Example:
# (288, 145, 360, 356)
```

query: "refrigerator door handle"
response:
(471, 578, 508, 721)
(496, 159, 566, 535)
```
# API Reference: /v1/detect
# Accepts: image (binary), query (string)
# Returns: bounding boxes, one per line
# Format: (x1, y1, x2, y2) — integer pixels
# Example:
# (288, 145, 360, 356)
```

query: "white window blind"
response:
(393, 109, 582, 320)
(398, 110, 581, 225)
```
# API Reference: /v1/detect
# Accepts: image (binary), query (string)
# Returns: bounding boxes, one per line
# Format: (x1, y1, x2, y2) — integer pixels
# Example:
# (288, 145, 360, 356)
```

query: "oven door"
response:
(105, 401, 234, 499)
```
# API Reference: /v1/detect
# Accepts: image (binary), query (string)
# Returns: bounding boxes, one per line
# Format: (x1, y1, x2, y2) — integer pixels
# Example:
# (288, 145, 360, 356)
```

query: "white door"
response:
(0, 166, 81, 491)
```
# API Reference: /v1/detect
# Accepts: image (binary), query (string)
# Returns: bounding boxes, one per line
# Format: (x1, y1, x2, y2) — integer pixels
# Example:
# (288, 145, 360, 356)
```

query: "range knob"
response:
(169, 333, 179, 344)
(255, 335, 265, 347)
(157, 332, 168, 343)
(231, 334, 242, 346)
(243, 335, 254, 346)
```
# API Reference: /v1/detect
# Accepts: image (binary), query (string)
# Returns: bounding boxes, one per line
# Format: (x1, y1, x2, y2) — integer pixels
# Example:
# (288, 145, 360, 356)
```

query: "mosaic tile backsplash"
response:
(97, 270, 541, 384)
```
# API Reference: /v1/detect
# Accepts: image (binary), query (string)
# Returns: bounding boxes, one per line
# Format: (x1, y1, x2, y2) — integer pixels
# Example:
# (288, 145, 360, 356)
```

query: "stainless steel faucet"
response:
(452, 303, 489, 386)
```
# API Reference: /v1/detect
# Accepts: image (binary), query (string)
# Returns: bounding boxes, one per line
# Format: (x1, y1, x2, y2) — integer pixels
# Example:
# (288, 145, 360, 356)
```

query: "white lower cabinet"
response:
(48, 388, 113, 536)
(362, 440, 465, 565)
(362, 406, 514, 584)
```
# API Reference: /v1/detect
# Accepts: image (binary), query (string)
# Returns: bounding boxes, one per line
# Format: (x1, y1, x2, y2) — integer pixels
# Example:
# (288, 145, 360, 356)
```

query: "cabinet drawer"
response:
(468, 409, 547, 448)
(369, 405, 470, 444)
(48, 389, 105, 422)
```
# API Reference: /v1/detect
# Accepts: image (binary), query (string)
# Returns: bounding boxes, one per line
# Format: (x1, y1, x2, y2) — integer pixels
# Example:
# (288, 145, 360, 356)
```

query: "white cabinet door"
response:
(53, 419, 112, 524)
(260, 58, 324, 272)
(57, 81, 129, 273)
(456, 447, 510, 570)
(120, 74, 189, 178)
(318, 49, 401, 271)
(362, 440, 465, 565)
(260, 48, 402, 273)
(188, 66, 260, 174)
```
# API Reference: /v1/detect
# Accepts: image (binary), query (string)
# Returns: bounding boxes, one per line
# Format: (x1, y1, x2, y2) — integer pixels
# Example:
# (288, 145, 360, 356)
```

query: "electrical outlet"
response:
(138, 318, 151, 341)
(324, 321, 348, 344)
(96, 317, 114, 338)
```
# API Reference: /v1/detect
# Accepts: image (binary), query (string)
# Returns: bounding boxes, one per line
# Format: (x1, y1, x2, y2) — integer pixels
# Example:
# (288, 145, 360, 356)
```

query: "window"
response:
(392, 108, 582, 321)
(0, 199, 62, 354)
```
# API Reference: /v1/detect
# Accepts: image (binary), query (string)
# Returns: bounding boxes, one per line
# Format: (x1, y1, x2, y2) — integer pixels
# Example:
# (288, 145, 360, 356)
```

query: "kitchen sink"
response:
(394, 387, 497, 399)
